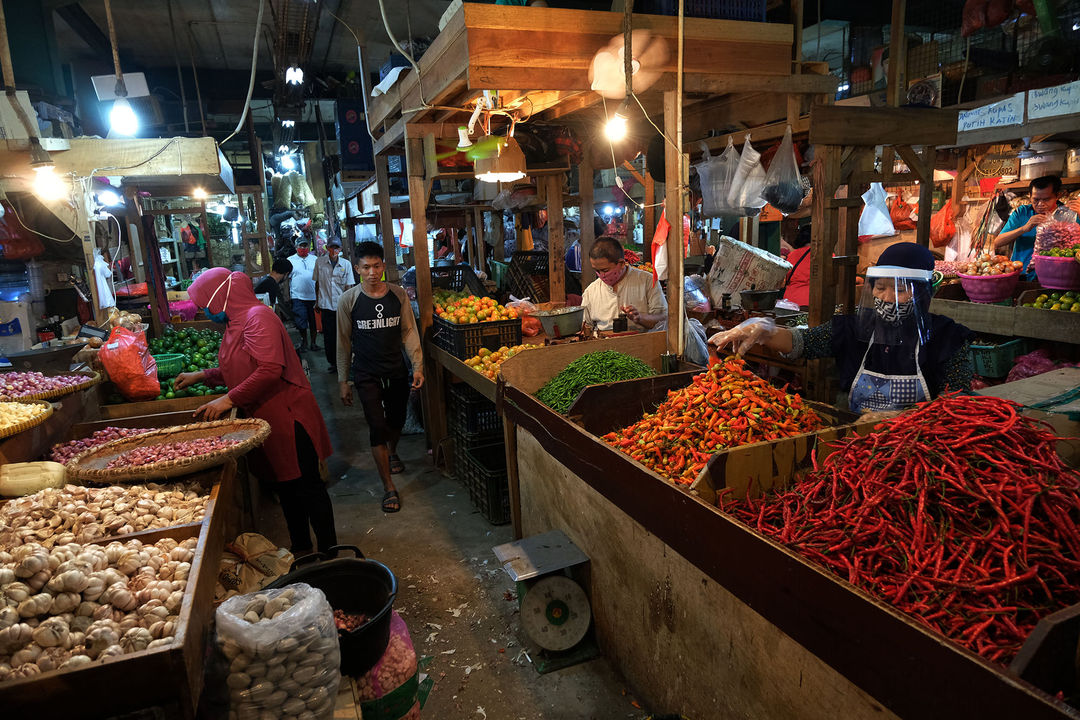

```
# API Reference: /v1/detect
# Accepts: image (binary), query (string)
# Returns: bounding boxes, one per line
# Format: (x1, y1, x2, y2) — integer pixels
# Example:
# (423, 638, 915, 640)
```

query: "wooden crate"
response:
(0, 462, 233, 719)
(98, 393, 226, 420)
(0, 385, 100, 464)
(1015, 290, 1080, 344)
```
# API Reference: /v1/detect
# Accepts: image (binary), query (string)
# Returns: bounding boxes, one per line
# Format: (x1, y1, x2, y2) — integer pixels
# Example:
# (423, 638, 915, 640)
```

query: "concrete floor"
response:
(257, 347, 653, 720)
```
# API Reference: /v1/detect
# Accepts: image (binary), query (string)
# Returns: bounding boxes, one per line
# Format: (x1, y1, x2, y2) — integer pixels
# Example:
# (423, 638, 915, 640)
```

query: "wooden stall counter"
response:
(0, 384, 100, 464)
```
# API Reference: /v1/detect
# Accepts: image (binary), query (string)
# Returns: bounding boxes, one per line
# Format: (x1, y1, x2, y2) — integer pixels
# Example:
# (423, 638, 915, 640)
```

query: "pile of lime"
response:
(1024, 290, 1080, 312)
(148, 327, 227, 400)
(1043, 247, 1078, 258)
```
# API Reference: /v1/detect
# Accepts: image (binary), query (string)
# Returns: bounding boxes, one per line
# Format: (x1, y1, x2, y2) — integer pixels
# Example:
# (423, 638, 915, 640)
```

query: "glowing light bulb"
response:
(281, 119, 295, 128)
(192, 187, 208, 200)
(33, 166, 68, 202)
(97, 189, 122, 207)
(286, 67, 304, 86)
(280, 154, 296, 170)
(109, 97, 138, 136)
(604, 114, 628, 142)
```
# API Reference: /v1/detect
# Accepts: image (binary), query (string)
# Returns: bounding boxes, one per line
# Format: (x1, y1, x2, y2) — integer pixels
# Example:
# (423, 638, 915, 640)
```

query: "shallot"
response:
(49, 427, 153, 465)
(104, 437, 238, 469)
(0, 372, 90, 400)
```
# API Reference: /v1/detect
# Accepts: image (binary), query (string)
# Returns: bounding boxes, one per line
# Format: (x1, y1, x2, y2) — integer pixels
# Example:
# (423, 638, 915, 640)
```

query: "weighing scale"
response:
(492, 529, 599, 674)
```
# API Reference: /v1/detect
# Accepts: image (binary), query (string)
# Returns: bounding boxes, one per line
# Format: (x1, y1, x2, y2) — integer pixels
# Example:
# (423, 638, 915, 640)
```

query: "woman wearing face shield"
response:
(709, 243, 974, 413)
(175, 267, 338, 554)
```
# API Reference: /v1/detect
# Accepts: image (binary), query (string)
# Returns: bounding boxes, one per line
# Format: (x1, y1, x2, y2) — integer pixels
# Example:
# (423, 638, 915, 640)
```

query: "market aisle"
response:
(254, 362, 652, 720)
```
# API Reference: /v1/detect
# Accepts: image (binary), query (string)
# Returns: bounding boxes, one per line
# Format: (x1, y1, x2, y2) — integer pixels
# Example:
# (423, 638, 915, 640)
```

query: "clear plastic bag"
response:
(216, 583, 341, 720)
(760, 126, 805, 215)
(727, 135, 767, 215)
(356, 612, 433, 720)
(684, 275, 712, 314)
(1034, 206, 1080, 255)
(858, 183, 896, 239)
(695, 139, 739, 218)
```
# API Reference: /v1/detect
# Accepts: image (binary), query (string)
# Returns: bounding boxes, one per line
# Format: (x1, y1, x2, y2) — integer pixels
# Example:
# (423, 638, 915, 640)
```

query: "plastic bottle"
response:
(26, 259, 44, 304)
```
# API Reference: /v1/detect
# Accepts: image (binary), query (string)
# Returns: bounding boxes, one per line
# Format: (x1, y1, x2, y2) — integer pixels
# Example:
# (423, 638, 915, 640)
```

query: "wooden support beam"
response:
(547, 175, 566, 305)
(473, 206, 486, 273)
(579, 156, 596, 288)
(683, 72, 837, 96)
(695, 116, 809, 156)
(494, 210, 505, 262)
(887, 0, 908, 108)
(809, 105, 959, 147)
(643, 160, 656, 250)
(622, 161, 646, 188)
(375, 155, 399, 282)
(514, 213, 523, 252)
(664, 89, 685, 356)
(809, 145, 842, 328)
(405, 136, 445, 458)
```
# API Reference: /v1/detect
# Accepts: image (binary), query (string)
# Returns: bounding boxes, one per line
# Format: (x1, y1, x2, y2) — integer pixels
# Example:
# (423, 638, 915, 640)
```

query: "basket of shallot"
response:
(65, 418, 271, 483)
(0, 370, 101, 402)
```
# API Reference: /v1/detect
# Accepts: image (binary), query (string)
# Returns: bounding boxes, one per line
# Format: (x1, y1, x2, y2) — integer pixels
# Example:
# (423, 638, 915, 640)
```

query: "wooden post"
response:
(494, 210, 505, 262)
(514, 213, 523, 252)
(643, 160, 655, 251)
(787, 0, 804, 125)
(579, 156, 596, 288)
(663, 89, 685, 356)
(547, 174, 566, 305)
(122, 186, 145, 284)
(245, 111, 270, 274)
(375, 154, 399, 282)
(405, 136, 445, 457)
(809, 146, 842, 328)
(887, 0, 908, 108)
(916, 172, 934, 248)
(472, 206, 486, 274)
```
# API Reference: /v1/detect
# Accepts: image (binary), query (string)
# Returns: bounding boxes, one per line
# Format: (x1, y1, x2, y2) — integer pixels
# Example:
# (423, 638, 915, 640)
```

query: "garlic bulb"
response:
(0, 622, 32, 653)
(120, 627, 152, 652)
(32, 617, 69, 648)
(58, 654, 92, 670)
(0, 606, 18, 630)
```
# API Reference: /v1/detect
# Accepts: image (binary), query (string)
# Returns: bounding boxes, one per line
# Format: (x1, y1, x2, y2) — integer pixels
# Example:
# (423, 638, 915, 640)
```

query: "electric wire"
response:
(377, 0, 430, 110)
(6, 200, 78, 243)
(219, 0, 265, 146)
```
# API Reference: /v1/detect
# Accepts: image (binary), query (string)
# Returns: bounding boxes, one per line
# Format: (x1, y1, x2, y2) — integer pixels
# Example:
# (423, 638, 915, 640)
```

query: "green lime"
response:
(165, 391, 175, 399)
(1034, 302, 1044, 308)
(1051, 303, 1063, 310)
(155, 395, 165, 401)
(1037, 294, 1049, 302)
(1023, 302, 1034, 307)
(1051, 292, 1063, 300)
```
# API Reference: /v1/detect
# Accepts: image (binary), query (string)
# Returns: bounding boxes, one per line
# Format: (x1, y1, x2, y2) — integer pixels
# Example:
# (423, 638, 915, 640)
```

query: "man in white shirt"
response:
(287, 239, 319, 351)
(581, 236, 667, 332)
(313, 238, 355, 374)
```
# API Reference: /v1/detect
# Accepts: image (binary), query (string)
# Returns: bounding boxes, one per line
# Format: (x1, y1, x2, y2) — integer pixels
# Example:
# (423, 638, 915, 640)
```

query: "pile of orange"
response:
(464, 345, 536, 380)
(434, 290, 518, 325)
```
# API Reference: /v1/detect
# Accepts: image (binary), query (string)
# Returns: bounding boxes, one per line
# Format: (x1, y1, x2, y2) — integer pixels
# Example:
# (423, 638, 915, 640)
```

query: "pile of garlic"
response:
(0, 483, 207, 549)
(0, 401, 50, 433)
(0, 536, 196, 682)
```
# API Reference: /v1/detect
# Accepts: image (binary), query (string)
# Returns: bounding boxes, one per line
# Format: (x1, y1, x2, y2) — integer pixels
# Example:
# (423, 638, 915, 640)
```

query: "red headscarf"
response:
(188, 269, 309, 390)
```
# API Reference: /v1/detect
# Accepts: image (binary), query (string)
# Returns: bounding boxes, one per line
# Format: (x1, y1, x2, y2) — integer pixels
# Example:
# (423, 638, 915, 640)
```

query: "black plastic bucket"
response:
(267, 545, 397, 677)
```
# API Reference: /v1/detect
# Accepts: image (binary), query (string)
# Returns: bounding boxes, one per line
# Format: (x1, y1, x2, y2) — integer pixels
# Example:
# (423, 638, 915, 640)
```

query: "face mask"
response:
(203, 275, 233, 324)
(874, 297, 915, 324)
(598, 265, 624, 287)
(204, 309, 228, 324)
(296, 247, 310, 258)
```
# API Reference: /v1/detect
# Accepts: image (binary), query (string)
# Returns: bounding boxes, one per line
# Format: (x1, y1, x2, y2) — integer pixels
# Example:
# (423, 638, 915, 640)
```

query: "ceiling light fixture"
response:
(97, 189, 123, 207)
(192, 188, 208, 200)
(286, 67, 304, 86)
(279, 154, 296, 170)
(33, 167, 67, 202)
(281, 119, 295, 128)
(456, 126, 473, 151)
(604, 99, 630, 142)
(474, 135, 526, 183)
(103, 0, 138, 137)
(278, 145, 289, 154)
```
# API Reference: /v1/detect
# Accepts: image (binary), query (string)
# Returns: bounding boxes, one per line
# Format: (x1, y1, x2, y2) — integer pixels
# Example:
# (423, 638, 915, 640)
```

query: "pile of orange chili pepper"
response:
(719, 393, 1080, 666)
(602, 356, 824, 485)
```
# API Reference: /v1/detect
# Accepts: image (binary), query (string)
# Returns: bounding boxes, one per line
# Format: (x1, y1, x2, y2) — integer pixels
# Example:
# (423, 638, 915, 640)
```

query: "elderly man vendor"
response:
(581, 236, 667, 332)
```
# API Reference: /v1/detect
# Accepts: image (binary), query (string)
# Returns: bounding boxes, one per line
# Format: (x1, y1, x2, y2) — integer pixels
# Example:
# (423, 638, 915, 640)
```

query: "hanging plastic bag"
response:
(356, 612, 434, 720)
(858, 183, 895, 240)
(98, 326, 160, 401)
(760, 126, 805, 215)
(727, 135, 768, 215)
(889, 195, 918, 231)
(695, 139, 739, 217)
(651, 209, 691, 283)
(684, 275, 712, 314)
(930, 199, 957, 248)
(216, 584, 341, 720)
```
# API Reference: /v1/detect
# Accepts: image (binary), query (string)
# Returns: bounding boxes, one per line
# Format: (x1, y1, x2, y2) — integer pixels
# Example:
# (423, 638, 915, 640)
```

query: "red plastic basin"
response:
(1032, 254, 1080, 291)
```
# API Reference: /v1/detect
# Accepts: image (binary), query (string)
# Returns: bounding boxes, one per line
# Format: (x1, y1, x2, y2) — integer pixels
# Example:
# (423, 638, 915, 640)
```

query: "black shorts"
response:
(355, 375, 410, 446)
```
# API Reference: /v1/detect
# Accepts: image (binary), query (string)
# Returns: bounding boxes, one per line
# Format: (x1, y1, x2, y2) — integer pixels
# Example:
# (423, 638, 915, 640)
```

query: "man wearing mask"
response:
(287, 239, 319, 351)
(580, 236, 667, 333)
(313, 238, 355, 374)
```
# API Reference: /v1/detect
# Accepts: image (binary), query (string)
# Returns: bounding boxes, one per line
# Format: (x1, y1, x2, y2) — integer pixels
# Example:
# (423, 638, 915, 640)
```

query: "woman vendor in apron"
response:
(708, 242, 974, 412)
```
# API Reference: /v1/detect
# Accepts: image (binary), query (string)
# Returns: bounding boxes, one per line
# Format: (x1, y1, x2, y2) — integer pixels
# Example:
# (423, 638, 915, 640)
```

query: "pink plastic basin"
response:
(1032, 254, 1080, 291)
(958, 271, 1020, 304)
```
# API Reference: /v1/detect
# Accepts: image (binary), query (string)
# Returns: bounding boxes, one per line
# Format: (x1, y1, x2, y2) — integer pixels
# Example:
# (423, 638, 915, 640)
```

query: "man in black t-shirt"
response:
(336, 242, 423, 513)
(253, 258, 293, 308)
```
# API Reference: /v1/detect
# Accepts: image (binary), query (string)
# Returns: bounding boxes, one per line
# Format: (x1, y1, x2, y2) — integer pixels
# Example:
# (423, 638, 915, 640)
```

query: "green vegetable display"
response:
(535, 351, 656, 414)
(148, 328, 226, 400)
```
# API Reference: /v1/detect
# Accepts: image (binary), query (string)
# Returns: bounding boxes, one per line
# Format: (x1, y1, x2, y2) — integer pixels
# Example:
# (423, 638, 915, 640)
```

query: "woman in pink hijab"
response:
(177, 268, 337, 554)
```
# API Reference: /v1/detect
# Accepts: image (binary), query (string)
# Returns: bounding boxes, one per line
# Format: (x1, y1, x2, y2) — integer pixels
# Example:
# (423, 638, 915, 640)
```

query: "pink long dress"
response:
(188, 268, 332, 482)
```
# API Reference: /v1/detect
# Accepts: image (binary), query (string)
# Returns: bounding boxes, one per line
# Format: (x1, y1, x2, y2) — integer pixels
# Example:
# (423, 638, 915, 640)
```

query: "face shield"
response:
(856, 266, 934, 346)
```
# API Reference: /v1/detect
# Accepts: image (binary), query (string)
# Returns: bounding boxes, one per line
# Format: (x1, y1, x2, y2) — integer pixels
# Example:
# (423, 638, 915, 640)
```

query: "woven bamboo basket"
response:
(0, 399, 54, 440)
(66, 418, 271, 483)
(0, 369, 101, 402)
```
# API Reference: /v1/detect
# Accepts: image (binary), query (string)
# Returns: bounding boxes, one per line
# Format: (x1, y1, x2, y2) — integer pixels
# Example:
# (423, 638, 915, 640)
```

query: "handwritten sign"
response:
(957, 93, 1025, 133)
(1028, 81, 1080, 120)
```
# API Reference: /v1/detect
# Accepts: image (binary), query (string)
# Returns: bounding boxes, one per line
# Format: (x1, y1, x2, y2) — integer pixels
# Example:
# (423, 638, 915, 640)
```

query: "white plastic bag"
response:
(760, 125, 805, 214)
(216, 583, 341, 720)
(727, 135, 767, 215)
(695, 139, 740, 218)
(858, 183, 895, 238)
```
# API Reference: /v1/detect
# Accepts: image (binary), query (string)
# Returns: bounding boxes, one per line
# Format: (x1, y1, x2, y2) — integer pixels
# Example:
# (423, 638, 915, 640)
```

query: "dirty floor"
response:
(252, 352, 653, 720)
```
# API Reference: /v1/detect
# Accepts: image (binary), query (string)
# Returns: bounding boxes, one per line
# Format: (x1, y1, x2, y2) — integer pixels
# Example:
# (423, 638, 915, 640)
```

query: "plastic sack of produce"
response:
(1005, 349, 1076, 383)
(356, 612, 434, 720)
(889, 195, 917, 231)
(695, 139, 740, 217)
(759, 126, 805, 215)
(930, 200, 957, 248)
(858, 183, 895, 240)
(98, 326, 160, 401)
(1033, 206, 1080, 256)
(214, 533, 295, 603)
(507, 296, 542, 337)
(216, 583, 341, 720)
(726, 135, 768, 215)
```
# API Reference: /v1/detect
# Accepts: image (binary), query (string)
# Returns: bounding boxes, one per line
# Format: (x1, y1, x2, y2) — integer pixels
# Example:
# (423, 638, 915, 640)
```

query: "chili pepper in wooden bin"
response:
(718, 393, 1080, 667)
(602, 356, 824, 486)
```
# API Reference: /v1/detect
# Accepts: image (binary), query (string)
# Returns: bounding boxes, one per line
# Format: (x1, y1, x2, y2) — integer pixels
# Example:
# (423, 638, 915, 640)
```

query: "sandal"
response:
(389, 454, 405, 475)
(381, 490, 401, 513)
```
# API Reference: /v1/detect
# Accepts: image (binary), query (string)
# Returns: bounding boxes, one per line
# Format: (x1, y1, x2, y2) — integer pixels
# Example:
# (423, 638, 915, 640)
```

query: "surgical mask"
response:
(874, 297, 915, 324)
(598, 265, 624, 287)
(296, 247, 310, 258)
(203, 274, 233, 324)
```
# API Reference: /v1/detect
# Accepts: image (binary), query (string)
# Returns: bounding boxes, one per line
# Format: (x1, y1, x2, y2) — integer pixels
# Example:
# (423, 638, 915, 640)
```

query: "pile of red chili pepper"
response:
(602, 357, 824, 485)
(718, 393, 1080, 666)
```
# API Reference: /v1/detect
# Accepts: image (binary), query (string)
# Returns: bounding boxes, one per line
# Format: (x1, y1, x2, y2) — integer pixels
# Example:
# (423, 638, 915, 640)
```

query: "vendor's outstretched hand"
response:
(708, 317, 777, 357)
(194, 394, 234, 421)
(174, 371, 204, 390)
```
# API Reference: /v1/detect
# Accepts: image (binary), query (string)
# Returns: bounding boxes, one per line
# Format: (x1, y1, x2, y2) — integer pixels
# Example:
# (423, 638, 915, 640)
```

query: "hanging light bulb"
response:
(280, 154, 296, 170)
(286, 67, 304, 86)
(97, 189, 123, 207)
(603, 99, 630, 143)
(192, 188, 208, 200)
(33, 166, 68, 202)
(110, 97, 139, 136)
(281, 119, 295, 128)
(474, 136, 527, 183)
(278, 145, 290, 154)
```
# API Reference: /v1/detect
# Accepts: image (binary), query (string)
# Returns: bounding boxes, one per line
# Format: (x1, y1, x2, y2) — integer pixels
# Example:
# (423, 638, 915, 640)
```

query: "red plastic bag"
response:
(930, 199, 957, 248)
(116, 282, 149, 297)
(98, 326, 160, 401)
(986, 0, 1013, 27)
(889, 196, 917, 231)
(962, 0, 989, 37)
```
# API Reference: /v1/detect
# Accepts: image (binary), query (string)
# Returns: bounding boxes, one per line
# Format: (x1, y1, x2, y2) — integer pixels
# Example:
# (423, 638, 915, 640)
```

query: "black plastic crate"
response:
(449, 382, 501, 435)
(451, 427, 502, 481)
(462, 442, 511, 525)
(431, 315, 522, 360)
(635, 0, 765, 20)
(509, 251, 549, 276)
(431, 264, 487, 296)
(507, 262, 549, 303)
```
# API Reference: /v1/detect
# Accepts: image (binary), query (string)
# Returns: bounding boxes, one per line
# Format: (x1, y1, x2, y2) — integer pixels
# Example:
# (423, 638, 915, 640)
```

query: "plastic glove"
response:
(708, 317, 778, 357)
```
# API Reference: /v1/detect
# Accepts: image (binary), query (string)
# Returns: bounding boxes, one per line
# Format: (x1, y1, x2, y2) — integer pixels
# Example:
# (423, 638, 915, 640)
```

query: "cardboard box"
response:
(706, 235, 791, 306)
(976, 367, 1080, 467)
